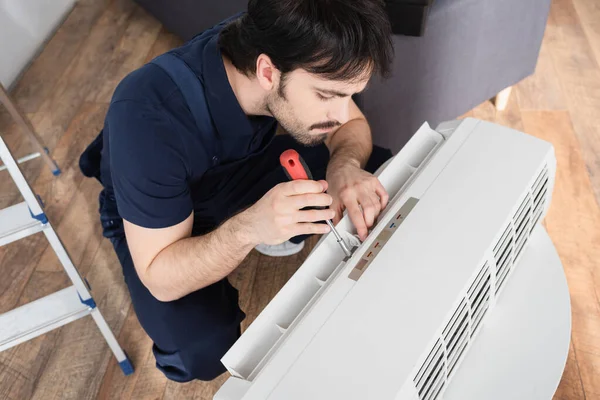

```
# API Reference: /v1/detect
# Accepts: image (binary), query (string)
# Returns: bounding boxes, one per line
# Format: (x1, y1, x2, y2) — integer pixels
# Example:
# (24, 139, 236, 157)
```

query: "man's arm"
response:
(324, 100, 372, 170)
(124, 180, 335, 302)
(124, 211, 254, 302)
(325, 99, 389, 240)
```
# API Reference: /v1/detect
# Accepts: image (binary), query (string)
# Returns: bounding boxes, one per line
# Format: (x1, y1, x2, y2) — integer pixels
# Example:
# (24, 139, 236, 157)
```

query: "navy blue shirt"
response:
(100, 15, 277, 230)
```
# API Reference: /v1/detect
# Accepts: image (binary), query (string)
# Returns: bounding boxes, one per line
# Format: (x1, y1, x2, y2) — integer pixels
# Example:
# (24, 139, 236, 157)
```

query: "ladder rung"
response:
(0, 201, 47, 246)
(0, 286, 92, 352)
(0, 152, 41, 172)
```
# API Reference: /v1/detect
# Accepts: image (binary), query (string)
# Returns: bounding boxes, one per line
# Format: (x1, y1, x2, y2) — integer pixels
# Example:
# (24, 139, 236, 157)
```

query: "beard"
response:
(287, 126, 329, 147)
(265, 87, 331, 147)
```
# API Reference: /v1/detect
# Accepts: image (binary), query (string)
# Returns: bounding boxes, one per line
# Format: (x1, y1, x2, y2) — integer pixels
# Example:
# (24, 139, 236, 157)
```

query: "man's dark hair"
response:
(219, 0, 394, 82)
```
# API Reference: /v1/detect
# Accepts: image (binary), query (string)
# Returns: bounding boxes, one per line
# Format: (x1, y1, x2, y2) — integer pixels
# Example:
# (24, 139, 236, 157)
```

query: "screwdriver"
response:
(280, 149, 353, 257)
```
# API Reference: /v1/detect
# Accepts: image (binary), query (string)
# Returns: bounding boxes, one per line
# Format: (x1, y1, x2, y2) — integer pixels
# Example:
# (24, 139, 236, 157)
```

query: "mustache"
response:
(310, 121, 341, 130)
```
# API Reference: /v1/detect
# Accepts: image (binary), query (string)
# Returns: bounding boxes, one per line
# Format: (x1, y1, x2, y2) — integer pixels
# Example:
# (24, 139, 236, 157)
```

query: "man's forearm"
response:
(144, 212, 256, 302)
(327, 118, 372, 171)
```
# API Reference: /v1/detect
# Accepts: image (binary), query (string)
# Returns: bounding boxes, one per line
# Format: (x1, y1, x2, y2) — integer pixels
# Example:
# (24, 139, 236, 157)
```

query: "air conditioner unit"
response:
(214, 118, 558, 400)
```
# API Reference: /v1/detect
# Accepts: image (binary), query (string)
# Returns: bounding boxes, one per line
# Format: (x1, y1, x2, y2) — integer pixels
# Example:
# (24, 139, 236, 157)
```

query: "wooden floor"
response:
(0, 0, 599, 398)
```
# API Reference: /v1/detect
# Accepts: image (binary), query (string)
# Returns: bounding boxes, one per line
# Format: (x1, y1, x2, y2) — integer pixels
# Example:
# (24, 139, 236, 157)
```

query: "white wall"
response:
(0, 0, 76, 88)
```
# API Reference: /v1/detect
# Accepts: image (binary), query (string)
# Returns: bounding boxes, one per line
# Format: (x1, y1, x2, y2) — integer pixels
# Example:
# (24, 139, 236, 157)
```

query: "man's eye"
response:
(317, 93, 333, 101)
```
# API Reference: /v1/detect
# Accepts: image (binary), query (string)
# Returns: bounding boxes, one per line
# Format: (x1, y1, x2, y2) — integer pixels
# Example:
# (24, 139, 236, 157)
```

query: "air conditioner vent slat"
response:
(515, 223, 531, 260)
(533, 185, 548, 207)
(472, 285, 490, 317)
(443, 300, 468, 338)
(514, 194, 531, 225)
(446, 312, 469, 372)
(471, 279, 490, 315)
(417, 347, 445, 398)
(516, 219, 530, 244)
(532, 206, 545, 229)
(428, 374, 446, 400)
(471, 299, 490, 334)
(469, 264, 491, 336)
(493, 224, 512, 256)
(446, 311, 469, 356)
(497, 246, 512, 271)
(532, 167, 549, 193)
(533, 198, 546, 215)
(496, 252, 513, 294)
(495, 236, 514, 281)
(420, 355, 445, 400)
(515, 208, 531, 235)
(533, 194, 547, 217)
(448, 333, 469, 375)
(415, 340, 442, 388)
(468, 263, 489, 297)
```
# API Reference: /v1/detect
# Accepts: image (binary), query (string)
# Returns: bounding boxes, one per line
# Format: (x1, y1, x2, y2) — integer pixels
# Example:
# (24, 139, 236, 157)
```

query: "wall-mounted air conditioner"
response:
(213, 118, 561, 400)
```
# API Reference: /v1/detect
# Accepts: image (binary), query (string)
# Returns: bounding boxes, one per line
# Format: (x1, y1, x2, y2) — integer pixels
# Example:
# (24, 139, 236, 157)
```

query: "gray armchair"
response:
(358, 0, 551, 151)
(135, 0, 551, 152)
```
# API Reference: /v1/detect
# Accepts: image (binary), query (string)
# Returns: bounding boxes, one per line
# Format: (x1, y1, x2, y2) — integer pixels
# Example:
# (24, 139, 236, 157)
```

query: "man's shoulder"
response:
(110, 62, 179, 106)
(108, 12, 244, 108)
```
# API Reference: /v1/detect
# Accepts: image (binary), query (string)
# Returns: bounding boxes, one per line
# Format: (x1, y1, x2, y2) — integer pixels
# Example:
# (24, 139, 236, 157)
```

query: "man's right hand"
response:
(242, 179, 335, 245)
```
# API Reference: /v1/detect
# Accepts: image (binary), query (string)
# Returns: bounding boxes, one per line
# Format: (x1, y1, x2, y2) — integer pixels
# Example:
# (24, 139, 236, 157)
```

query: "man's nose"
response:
(327, 101, 350, 124)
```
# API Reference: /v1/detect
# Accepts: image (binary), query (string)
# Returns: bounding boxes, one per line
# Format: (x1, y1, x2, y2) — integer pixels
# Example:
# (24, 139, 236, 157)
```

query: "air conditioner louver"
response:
(494, 223, 514, 295)
(443, 299, 469, 375)
(415, 340, 446, 400)
(468, 263, 491, 337)
(514, 193, 532, 260)
(532, 167, 549, 228)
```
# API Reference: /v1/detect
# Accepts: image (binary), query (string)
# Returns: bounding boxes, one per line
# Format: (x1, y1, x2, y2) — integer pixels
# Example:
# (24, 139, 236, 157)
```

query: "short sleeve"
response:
(107, 100, 193, 229)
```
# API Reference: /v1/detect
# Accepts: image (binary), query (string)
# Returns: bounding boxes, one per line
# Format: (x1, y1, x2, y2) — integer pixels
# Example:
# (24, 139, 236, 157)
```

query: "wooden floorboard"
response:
(521, 110, 600, 399)
(144, 27, 184, 63)
(36, 0, 137, 133)
(1, 0, 600, 399)
(548, 0, 600, 209)
(89, 5, 163, 104)
(8, 0, 111, 114)
(571, 0, 600, 68)
(515, 28, 567, 111)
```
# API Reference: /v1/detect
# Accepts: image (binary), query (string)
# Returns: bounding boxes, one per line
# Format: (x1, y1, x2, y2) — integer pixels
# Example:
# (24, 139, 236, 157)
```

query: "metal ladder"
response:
(0, 85, 133, 375)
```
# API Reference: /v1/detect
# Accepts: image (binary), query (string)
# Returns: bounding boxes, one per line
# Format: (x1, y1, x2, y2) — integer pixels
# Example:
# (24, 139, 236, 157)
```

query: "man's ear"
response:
(255, 54, 279, 91)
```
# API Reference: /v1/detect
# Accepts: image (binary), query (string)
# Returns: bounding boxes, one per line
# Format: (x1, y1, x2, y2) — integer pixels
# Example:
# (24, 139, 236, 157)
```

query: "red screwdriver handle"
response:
(280, 149, 328, 211)
(280, 149, 313, 180)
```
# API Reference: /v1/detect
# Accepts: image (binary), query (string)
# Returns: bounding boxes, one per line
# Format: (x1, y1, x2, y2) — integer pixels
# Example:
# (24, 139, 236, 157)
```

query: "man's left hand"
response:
(326, 162, 389, 241)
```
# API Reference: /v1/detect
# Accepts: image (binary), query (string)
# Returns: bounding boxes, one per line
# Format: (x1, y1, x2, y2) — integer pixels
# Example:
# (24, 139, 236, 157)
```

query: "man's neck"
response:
(222, 55, 271, 117)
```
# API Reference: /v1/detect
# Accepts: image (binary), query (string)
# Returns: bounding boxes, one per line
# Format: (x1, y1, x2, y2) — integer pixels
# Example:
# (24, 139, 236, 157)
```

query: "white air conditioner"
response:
(214, 118, 565, 400)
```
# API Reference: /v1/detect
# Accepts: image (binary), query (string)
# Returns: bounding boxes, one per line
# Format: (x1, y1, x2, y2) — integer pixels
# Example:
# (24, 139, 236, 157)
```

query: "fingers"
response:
(279, 180, 327, 196)
(359, 194, 381, 229)
(346, 200, 368, 241)
(375, 182, 389, 210)
(293, 222, 331, 236)
(289, 192, 333, 209)
(330, 200, 344, 224)
(318, 180, 328, 192)
(341, 186, 385, 241)
(295, 208, 336, 223)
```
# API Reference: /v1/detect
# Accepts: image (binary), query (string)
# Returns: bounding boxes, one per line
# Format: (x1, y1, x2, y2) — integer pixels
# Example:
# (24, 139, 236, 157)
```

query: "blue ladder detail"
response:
(119, 352, 135, 375)
(28, 194, 48, 224)
(29, 209, 48, 224)
(78, 293, 97, 309)
(36, 194, 45, 208)
(44, 147, 62, 176)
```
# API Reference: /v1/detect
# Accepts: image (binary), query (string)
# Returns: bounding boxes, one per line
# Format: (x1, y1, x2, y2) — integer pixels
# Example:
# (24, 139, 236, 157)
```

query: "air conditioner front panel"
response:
(249, 121, 554, 400)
